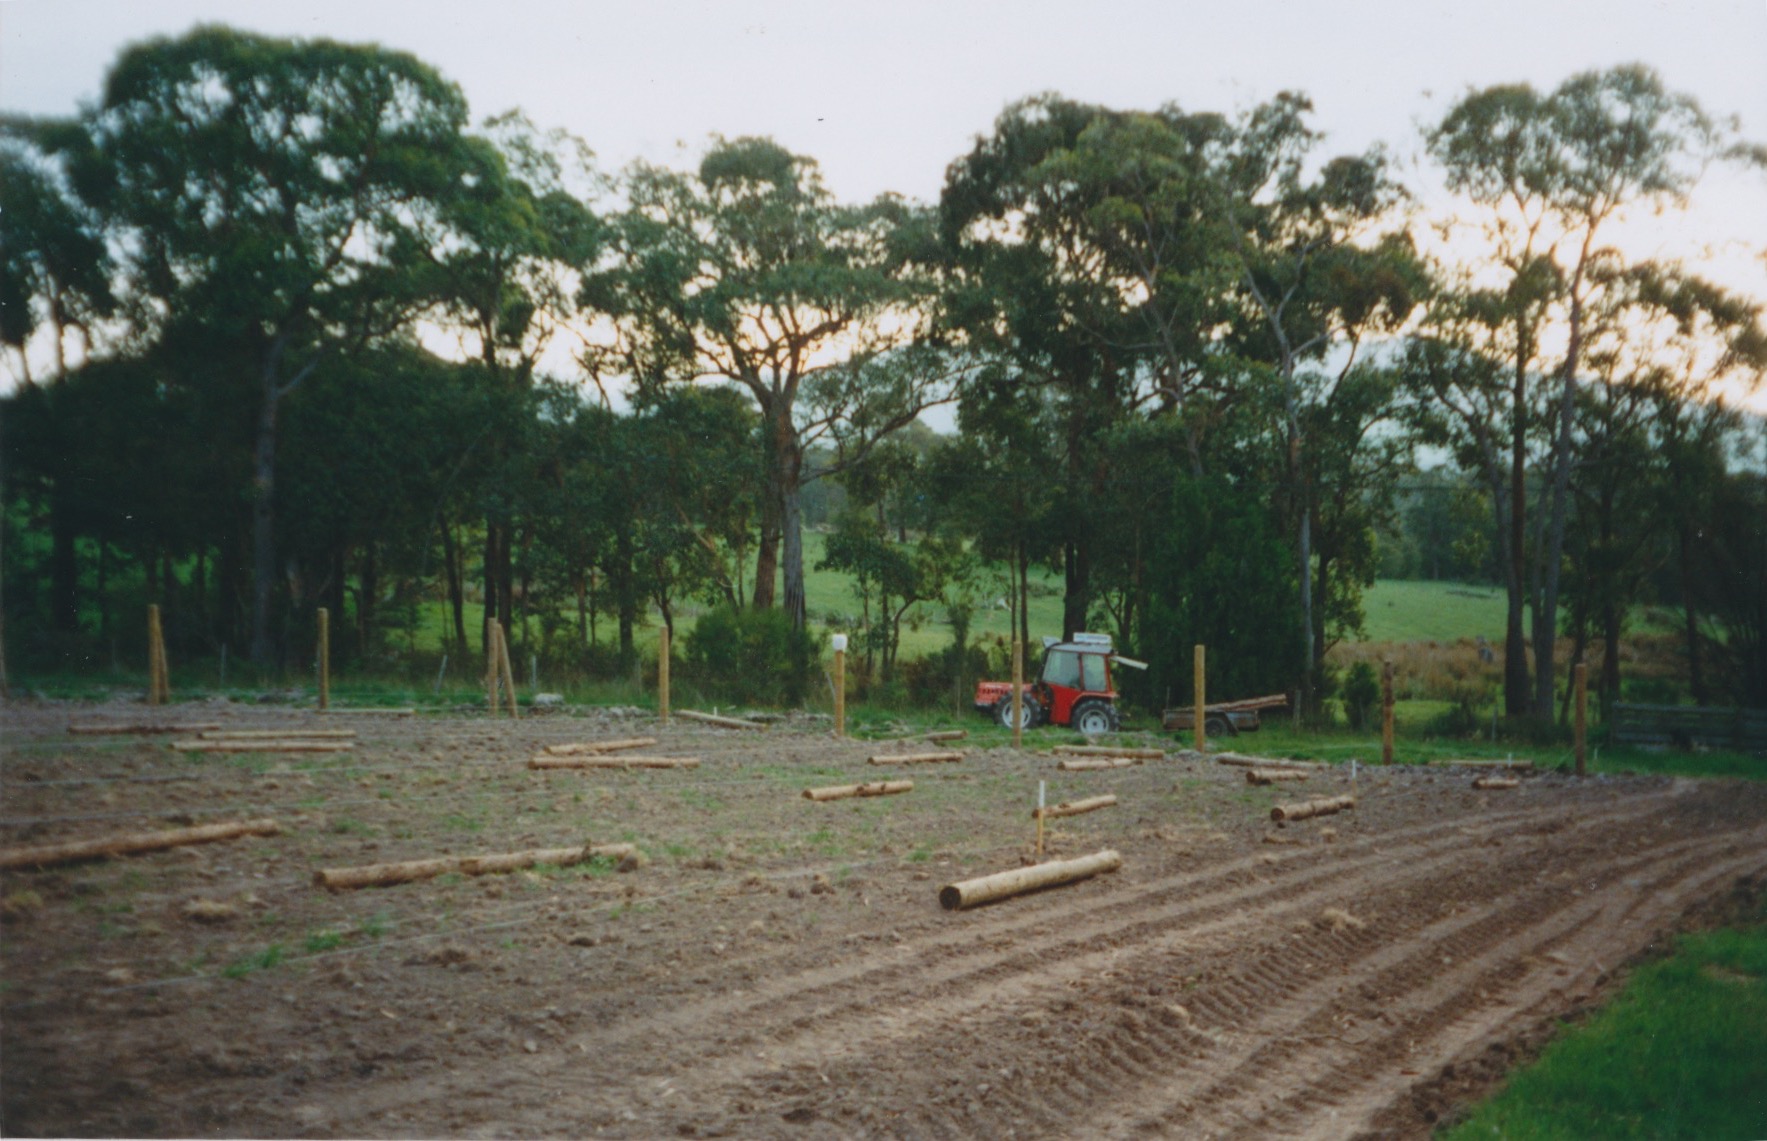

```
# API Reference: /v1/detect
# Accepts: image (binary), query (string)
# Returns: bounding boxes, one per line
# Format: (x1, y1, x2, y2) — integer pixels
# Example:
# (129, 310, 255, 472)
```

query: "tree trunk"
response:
(613, 528, 636, 663)
(775, 409, 807, 629)
(249, 369, 281, 669)
(358, 545, 378, 657)
(440, 518, 466, 659)
(1505, 353, 1530, 717)
(482, 520, 501, 653)
(49, 491, 78, 633)
(1062, 541, 1091, 641)
(1679, 525, 1707, 705)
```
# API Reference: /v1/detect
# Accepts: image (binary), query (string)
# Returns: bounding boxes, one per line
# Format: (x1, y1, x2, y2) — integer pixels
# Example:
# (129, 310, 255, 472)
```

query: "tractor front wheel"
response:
(996, 692, 1041, 731)
(1072, 699, 1121, 736)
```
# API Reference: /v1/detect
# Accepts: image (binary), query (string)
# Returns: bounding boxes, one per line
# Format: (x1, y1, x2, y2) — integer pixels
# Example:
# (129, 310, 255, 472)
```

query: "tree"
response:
(1425, 64, 1724, 718)
(583, 136, 951, 629)
(67, 26, 481, 666)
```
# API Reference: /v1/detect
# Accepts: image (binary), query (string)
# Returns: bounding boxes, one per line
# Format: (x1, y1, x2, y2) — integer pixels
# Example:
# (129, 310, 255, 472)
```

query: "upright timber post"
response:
(1574, 662, 1588, 777)
(658, 625, 671, 724)
(317, 607, 331, 712)
(1011, 637, 1024, 749)
(1193, 644, 1206, 753)
(147, 605, 168, 705)
(486, 620, 502, 715)
(1381, 658, 1395, 766)
(497, 620, 519, 719)
(831, 633, 847, 738)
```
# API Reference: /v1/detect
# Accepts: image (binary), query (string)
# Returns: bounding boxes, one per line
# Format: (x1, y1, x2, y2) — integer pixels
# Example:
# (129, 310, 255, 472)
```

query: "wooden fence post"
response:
(1381, 658, 1394, 765)
(147, 604, 168, 705)
(658, 624, 671, 724)
(317, 607, 330, 712)
(1193, 644, 1206, 753)
(831, 633, 846, 738)
(1574, 662, 1587, 777)
(486, 619, 502, 715)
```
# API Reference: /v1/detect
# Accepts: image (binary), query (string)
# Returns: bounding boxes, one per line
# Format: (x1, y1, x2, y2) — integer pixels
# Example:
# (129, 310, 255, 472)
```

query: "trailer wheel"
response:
(1072, 699, 1121, 736)
(996, 693, 1041, 731)
(1203, 714, 1234, 737)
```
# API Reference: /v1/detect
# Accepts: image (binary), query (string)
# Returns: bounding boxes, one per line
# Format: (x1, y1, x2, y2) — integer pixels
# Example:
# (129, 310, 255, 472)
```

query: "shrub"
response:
(1342, 661, 1381, 730)
(684, 604, 816, 706)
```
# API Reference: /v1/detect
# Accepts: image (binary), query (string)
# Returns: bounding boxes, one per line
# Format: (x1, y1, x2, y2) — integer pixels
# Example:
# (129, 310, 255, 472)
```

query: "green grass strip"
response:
(1444, 905, 1767, 1140)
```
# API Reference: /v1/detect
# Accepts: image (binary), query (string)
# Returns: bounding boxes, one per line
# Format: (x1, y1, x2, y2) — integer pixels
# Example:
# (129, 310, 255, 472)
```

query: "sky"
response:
(3, 0, 1765, 404)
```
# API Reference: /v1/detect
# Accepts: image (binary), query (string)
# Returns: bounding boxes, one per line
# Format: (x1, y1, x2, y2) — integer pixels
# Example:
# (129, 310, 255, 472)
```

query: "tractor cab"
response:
(974, 631, 1146, 735)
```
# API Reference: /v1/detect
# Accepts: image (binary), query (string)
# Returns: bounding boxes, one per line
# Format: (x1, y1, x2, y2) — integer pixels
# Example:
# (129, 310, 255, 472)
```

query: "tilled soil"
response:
(2, 698, 1764, 1139)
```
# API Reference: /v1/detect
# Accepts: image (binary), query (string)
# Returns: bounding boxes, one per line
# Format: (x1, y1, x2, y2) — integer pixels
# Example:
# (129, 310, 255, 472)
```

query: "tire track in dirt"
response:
(653, 803, 1763, 1139)
(307, 787, 1693, 1135)
(1109, 828, 1767, 1139)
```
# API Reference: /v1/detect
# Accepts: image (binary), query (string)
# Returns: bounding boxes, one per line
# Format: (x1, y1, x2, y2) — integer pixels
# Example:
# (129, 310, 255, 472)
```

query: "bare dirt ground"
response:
(3, 697, 1764, 1139)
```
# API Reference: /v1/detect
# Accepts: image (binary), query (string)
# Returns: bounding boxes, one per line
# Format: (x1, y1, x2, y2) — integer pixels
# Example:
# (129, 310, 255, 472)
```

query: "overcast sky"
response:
(4, 0, 1765, 404)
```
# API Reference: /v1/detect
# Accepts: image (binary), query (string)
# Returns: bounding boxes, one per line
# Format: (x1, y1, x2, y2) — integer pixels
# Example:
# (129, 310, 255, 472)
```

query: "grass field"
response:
(411, 534, 1508, 662)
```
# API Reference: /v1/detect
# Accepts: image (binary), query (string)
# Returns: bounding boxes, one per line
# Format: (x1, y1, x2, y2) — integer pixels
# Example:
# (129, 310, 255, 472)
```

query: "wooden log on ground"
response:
(201, 728, 356, 740)
(68, 722, 222, 735)
(171, 739, 354, 753)
(528, 755, 701, 770)
(320, 707, 415, 716)
(802, 780, 914, 801)
(1215, 753, 1320, 769)
(1472, 776, 1521, 790)
(1247, 769, 1311, 785)
(543, 737, 659, 756)
(939, 849, 1122, 911)
(1430, 758, 1534, 771)
(922, 729, 968, 742)
(1032, 794, 1118, 819)
(1270, 795, 1356, 823)
(1057, 757, 1141, 771)
(1051, 745, 1164, 758)
(314, 842, 636, 890)
(0, 819, 282, 870)
(675, 709, 767, 730)
(867, 750, 965, 765)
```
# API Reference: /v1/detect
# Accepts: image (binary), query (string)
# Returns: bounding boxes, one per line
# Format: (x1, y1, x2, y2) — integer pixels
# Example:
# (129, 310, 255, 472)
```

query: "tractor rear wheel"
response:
(996, 693, 1041, 731)
(1072, 699, 1121, 736)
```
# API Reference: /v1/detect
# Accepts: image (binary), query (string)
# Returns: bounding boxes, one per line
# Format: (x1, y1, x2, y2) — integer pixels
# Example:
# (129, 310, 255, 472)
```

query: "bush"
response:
(1342, 661, 1381, 730)
(684, 605, 816, 706)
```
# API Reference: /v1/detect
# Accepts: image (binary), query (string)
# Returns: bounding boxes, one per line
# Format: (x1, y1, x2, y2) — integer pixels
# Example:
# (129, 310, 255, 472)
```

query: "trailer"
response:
(1162, 692, 1289, 738)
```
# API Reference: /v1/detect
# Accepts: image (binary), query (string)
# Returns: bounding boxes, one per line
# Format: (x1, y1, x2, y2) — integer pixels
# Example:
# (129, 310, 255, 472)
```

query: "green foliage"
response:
(685, 604, 816, 706)
(1341, 661, 1380, 730)
(1142, 476, 1304, 708)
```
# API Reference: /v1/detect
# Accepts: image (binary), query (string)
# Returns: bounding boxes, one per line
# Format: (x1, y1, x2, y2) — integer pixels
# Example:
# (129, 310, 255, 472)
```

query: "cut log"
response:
(1051, 745, 1164, 758)
(1215, 753, 1320, 769)
(866, 751, 964, 765)
(1057, 757, 1141, 771)
(939, 849, 1122, 911)
(922, 730, 969, 742)
(171, 739, 354, 753)
(1247, 769, 1311, 785)
(1431, 758, 1534, 771)
(543, 737, 659, 756)
(528, 755, 700, 770)
(675, 710, 766, 730)
(1271, 795, 1356, 823)
(314, 842, 636, 890)
(68, 722, 222, 735)
(320, 707, 416, 716)
(1032, 794, 1118, 819)
(1472, 776, 1521, 790)
(0, 819, 282, 870)
(802, 780, 914, 801)
(201, 728, 356, 740)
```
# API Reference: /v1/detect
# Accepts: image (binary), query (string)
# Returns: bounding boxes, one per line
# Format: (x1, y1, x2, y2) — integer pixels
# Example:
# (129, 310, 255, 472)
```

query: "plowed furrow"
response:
(1124, 828, 1766, 1139)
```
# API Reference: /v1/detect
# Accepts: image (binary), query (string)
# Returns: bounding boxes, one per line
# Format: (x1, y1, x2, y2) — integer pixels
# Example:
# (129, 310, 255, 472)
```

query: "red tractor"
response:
(973, 632, 1146, 735)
